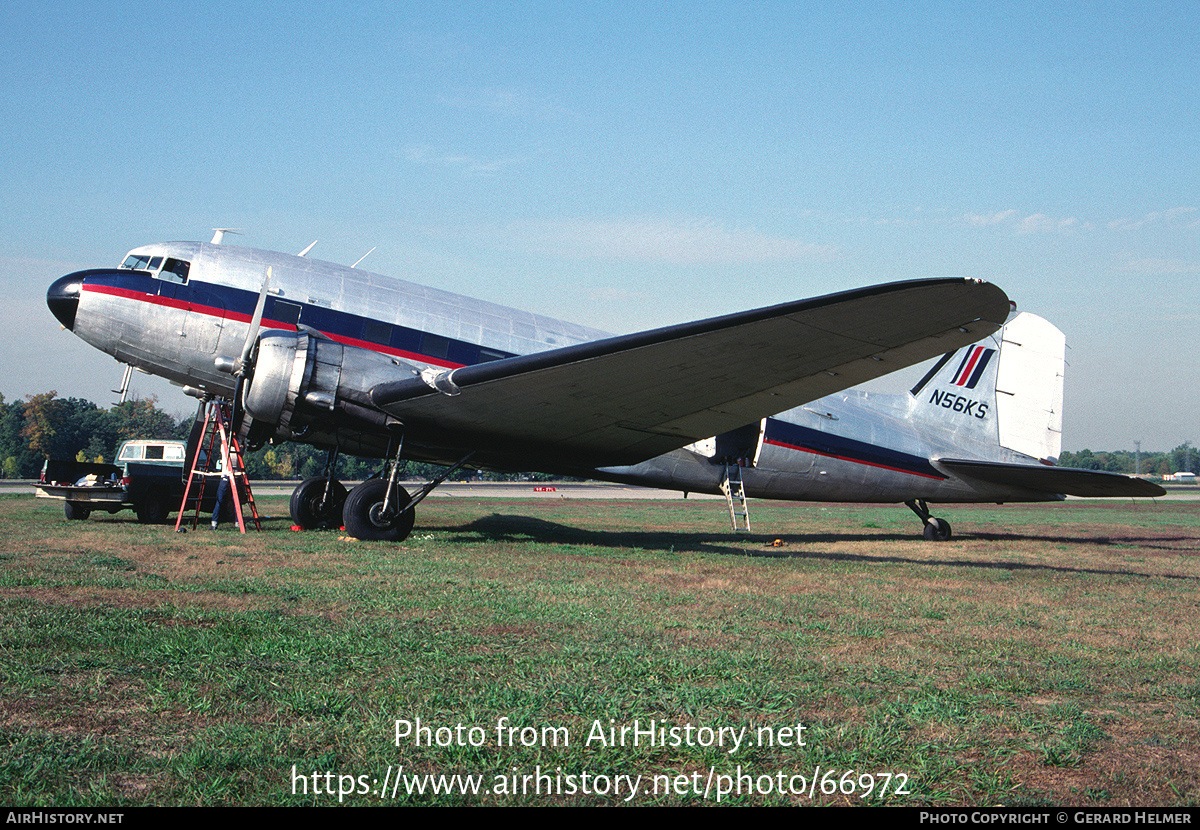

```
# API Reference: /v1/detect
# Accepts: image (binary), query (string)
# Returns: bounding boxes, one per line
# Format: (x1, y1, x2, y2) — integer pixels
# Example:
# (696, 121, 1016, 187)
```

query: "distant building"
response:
(1165, 472, 1198, 483)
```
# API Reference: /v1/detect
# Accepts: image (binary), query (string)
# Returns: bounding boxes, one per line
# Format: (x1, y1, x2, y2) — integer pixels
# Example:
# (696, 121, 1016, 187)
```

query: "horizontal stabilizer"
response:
(938, 459, 1166, 498)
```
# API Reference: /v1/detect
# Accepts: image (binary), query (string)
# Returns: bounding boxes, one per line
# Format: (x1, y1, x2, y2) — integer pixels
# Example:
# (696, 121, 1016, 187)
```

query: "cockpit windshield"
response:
(119, 252, 190, 284)
(121, 253, 154, 270)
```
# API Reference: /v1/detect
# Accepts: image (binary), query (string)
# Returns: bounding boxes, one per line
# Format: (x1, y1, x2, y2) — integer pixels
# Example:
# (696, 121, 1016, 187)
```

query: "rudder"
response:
(993, 312, 1065, 464)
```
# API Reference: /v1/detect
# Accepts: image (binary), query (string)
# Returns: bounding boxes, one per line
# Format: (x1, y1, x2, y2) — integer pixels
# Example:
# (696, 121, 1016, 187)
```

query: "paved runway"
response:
(7, 480, 1197, 500)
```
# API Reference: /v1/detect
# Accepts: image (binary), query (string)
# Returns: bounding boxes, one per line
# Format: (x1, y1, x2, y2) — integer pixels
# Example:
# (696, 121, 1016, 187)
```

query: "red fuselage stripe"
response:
(82, 283, 466, 370)
(763, 438, 946, 480)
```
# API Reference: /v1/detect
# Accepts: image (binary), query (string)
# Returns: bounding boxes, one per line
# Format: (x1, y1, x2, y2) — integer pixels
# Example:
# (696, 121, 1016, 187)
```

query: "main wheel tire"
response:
(289, 476, 348, 529)
(922, 518, 952, 542)
(64, 501, 91, 521)
(136, 490, 168, 524)
(342, 479, 415, 542)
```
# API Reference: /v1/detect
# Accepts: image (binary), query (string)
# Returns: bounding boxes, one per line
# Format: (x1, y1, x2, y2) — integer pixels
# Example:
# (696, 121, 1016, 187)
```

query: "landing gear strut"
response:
(905, 499, 952, 541)
(341, 436, 476, 542)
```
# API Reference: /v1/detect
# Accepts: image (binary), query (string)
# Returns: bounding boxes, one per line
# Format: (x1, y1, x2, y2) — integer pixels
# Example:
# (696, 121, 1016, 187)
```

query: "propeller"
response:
(232, 266, 272, 432)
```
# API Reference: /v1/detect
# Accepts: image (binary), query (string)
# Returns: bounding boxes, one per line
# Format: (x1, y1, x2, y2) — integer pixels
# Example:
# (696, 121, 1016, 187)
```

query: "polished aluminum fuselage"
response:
(75, 241, 608, 395)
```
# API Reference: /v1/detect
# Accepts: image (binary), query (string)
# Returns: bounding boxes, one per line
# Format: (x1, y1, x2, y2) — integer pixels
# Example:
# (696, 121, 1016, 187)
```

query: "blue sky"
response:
(1, 1, 1195, 451)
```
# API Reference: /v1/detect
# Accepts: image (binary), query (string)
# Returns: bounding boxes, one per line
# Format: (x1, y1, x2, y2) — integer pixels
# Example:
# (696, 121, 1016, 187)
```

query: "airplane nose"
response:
(47, 273, 83, 330)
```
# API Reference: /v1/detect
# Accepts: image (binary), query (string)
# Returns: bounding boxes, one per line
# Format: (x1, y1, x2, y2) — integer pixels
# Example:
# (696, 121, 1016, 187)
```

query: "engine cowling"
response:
(239, 330, 419, 454)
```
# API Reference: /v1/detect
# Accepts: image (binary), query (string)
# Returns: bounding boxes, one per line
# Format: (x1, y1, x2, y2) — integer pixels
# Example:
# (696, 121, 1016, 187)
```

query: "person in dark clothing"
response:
(211, 473, 230, 529)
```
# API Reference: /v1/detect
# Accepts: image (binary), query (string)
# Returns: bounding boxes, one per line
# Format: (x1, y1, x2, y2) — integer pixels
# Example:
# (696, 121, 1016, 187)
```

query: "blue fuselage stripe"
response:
(84, 270, 517, 369)
(763, 418, 945, 480)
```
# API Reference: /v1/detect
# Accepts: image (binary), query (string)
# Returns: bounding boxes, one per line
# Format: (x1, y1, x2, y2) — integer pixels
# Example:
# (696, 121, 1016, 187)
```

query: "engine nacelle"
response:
(240, 330, 419, 453)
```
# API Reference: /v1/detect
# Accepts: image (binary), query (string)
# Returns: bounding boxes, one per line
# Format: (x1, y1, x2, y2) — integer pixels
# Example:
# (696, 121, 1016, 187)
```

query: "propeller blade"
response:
(238, 266, 271, 375)
(231, 375, 247, 434)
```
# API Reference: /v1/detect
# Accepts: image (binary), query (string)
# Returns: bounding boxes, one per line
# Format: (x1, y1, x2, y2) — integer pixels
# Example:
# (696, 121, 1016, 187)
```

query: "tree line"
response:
(1058, 447, 1195, 478)
(1, 391, 1193, 481)
(0, 391, 551, 482)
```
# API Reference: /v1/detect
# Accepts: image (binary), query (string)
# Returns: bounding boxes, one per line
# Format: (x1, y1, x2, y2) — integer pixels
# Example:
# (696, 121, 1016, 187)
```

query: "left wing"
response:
(371, 278, 1011, 467)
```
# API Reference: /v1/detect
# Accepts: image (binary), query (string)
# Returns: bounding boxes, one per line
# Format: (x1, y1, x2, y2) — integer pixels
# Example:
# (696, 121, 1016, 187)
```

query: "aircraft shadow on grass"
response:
(438, 513, 1200, 582)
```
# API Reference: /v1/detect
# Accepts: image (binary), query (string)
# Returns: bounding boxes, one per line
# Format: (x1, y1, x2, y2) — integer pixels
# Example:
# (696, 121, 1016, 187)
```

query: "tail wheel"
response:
(922, 518, 952, 542)
(342, 479, 415, 542)
(906, 499, 953, 542)
(289, 476, 348, 529)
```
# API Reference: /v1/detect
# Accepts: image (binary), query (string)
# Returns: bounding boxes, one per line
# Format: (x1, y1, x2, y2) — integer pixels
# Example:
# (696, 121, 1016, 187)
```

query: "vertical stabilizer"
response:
(910, 312, 1065, 463)
(993, 313, 1065, 463)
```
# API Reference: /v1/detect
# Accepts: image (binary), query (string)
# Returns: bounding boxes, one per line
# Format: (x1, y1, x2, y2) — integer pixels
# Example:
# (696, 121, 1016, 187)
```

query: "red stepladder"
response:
(175, 400, 261, 533)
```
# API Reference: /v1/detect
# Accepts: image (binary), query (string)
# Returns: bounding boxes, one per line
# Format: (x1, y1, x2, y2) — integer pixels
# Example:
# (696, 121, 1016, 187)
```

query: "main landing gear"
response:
(290, 476, 348, 529)
(342, 478, 416, 542)
(905, 499, 952, 542)
(338, 437, 477, 542)
(289, 448, 348, 530)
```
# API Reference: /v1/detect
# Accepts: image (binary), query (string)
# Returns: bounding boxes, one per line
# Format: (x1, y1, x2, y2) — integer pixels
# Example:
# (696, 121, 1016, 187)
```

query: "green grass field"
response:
(1, 493, 1197, 806)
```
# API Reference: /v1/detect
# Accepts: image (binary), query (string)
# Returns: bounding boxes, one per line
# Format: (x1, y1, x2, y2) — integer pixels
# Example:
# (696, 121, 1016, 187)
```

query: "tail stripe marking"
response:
(910, 351, 955, 397)
(949, 348, 976, 386)
(963, 348, 994, 389)
(950, 346, 995, 389)
(953, 346, 983, 386)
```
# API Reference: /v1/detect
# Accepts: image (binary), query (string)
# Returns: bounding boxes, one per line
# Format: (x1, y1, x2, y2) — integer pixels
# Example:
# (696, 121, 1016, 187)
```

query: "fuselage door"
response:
(146, 255, 223, 356)
(713, 419, 766, 467)
(686, 419, 766, 467)
(181, 285, 225, 355)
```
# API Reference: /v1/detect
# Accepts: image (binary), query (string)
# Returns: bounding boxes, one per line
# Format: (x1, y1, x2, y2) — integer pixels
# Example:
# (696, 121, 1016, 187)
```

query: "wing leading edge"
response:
(371, 278, 1012, 467)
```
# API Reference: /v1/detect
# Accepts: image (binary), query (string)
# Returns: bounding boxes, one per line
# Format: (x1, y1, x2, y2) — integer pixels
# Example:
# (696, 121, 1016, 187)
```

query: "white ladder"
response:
(720, 463, 751, 532)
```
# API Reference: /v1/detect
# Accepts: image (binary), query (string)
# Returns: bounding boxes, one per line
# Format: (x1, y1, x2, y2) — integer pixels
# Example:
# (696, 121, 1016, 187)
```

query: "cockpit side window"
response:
(160, 258, 190, 284)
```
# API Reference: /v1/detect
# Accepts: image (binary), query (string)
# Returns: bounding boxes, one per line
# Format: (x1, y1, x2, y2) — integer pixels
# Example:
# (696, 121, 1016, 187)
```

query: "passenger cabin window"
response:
(362, 319, 392, 346)
(421, 333, 450, 360)
(272, 300, 302, 327)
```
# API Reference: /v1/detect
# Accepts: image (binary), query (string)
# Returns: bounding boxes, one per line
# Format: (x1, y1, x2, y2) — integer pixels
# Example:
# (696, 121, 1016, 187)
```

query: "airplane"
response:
(45, 235, 1164, 542)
